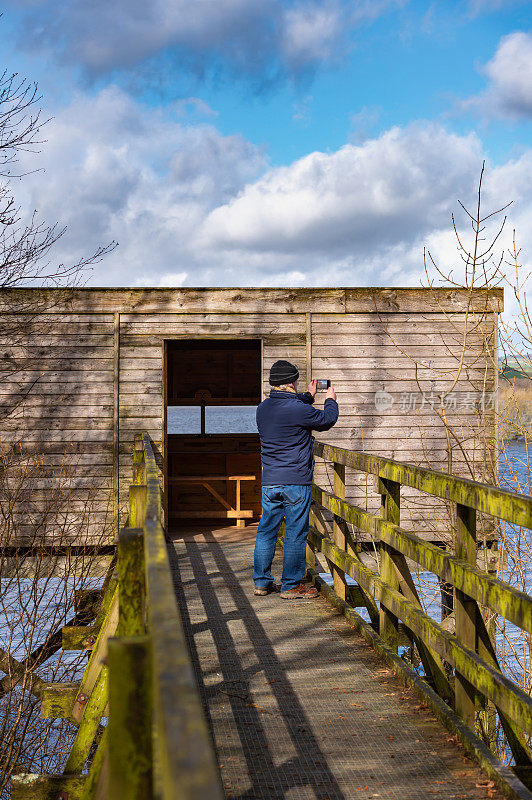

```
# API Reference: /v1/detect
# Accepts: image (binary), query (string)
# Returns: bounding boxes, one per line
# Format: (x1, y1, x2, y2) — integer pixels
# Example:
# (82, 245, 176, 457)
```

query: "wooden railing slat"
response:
(307, 525, 532, 734)
(141, 435, 224, 800)
(377, 477, 400, 651)
(312, 484, 532, 634)
(454, 503, 477, 727)
(314, 441, 532, 529)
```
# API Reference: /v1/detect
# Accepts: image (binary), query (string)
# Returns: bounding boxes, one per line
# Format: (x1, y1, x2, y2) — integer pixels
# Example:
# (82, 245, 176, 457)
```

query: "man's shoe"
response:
(280, 583, 319, 599)
(254, 584, 277, 596)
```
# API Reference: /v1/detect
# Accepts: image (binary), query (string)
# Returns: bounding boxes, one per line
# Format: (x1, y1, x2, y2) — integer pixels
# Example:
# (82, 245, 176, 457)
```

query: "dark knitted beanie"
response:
(269, 360, 300, 386)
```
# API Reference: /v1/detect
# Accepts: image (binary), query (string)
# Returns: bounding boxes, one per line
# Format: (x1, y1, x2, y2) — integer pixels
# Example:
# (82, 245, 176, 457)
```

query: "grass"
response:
(499, 379, 532, 441)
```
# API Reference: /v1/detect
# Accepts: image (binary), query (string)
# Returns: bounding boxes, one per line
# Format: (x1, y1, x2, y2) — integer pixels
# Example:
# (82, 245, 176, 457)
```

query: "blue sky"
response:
(1, 0, 531, 287)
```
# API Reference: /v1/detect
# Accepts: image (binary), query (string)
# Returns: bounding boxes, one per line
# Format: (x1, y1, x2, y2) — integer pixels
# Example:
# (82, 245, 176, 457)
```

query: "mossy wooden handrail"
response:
(138, 433, 224, 800)
(314, 441, 532, 529)
(308, 440, 532, 785)
(11, 432, 223, 800)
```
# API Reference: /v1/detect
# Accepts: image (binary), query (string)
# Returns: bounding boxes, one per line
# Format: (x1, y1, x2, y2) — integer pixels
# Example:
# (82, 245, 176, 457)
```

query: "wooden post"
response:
(108, 636, 153, 799)
(200, 401, 206, 435)
(306, 506, 317, 578)
(113, 312, 120, 535)
(454, 502, 477, 728)
(118, 528, 146, 637)
(64, 666, 109, 773)
(133, 435, 146, 485)
(378, 477, 400, 651)
(332, 462, 348, 601)
(81, 726, 108, 799)
(129, 485, 147, 529)
(306, 312, 312, 387)
(234, 478, 244, 528)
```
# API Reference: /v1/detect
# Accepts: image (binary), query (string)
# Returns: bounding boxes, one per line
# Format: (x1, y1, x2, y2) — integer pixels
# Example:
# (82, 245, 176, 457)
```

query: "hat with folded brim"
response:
(269, 360, 300, 386)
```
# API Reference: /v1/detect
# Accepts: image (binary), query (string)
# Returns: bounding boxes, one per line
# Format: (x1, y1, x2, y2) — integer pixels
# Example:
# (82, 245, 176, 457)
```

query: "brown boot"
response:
(280, 583, 318, 599)
(254, 583, 278, 596)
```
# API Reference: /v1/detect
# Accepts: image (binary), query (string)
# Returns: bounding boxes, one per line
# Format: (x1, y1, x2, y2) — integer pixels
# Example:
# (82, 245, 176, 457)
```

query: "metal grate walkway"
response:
(169, 526, 503, 800)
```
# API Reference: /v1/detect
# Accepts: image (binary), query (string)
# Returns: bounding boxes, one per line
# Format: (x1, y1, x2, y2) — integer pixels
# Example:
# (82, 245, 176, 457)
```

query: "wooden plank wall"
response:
(0, 288, 501, 544)
(309, 310, 498, 542)
(0, 312, 115, 544)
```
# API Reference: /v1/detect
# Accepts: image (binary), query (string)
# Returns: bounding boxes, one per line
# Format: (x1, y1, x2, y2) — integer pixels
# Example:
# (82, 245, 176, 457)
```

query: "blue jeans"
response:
(253, 484, 312, 591)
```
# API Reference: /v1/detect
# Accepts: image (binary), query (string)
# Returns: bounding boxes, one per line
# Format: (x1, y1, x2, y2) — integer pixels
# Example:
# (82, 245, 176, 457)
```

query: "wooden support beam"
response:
(172, 510, 253, 519)
(74, 589, 103, 615)
(389, 551, 453, 702)
(64, 667, 109, 774)
(454, 502, 477, 729)
(62, 626, 100, 651)
(0, 601, 99, 699)
(81, 726, 109, 800)
(332, 462, 348, 602)
(475, 606, 532, 769)
(0, 648, 47, 700)
(41, 683, 79, 720)
(11, 774, 86, 800)
(378, 477, 400, 651)
(71, 585, 118, 725)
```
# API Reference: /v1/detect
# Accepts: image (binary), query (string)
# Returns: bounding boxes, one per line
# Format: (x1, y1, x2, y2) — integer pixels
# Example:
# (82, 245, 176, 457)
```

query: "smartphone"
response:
(316, 379, 331, 390)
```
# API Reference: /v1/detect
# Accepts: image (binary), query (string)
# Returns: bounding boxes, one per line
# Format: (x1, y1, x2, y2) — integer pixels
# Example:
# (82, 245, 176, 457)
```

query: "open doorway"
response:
(165, 339, 262, 528)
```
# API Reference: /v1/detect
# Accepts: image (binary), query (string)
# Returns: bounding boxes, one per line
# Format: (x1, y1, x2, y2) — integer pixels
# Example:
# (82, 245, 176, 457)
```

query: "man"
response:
(254, 359, 339, 599)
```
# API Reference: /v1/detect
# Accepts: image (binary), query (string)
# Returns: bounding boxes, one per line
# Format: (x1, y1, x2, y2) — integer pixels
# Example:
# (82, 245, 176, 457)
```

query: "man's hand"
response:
(325, 385, 337, 401)
(307, 379, 317, 398)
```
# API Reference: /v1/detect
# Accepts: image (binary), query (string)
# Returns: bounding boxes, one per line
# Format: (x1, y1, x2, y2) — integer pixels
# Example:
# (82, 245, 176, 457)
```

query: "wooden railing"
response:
(12, 433, 223, 800)
(11, 434, 532, 796)
(303, 441, 532, 785)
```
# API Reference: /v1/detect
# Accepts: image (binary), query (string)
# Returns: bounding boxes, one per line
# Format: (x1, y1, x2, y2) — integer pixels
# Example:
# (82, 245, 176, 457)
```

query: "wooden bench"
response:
(169, 475, 256, 527)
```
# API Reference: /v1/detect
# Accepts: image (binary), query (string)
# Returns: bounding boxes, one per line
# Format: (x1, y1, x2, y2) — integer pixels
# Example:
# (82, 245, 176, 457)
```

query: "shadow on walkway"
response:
(168, 531, 347, 800)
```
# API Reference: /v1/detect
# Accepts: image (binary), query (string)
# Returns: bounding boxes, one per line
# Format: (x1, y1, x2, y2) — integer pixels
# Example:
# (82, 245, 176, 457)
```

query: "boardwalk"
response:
(170, 525, 504, 800)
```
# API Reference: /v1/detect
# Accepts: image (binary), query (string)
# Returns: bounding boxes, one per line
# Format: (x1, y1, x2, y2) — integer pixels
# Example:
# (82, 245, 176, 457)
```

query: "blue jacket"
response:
(256, 389, 339, 486)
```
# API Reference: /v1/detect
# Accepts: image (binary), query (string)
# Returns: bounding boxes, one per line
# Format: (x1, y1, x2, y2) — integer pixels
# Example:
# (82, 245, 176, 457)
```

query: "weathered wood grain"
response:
(344, 288, 503, 313)
(0, 419, 114, 431)
(310, 333, 492, 347)
(0, 335, 114, 346)
(0, 383, 114, 396)
(119, 322, 305, 335)
(0, 287, 347, 313)
(0, 287, 503, 313)
(0, 370, 114, 383)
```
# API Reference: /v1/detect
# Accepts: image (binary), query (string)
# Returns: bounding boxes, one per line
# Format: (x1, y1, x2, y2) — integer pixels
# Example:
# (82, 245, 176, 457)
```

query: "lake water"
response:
(167, 405, 258, 434)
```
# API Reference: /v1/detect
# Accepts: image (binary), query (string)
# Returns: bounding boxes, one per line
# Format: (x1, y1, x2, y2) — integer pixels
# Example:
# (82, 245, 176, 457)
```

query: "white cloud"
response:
(281, 3, 346, 68)
(199, 124, 483, 255)
(154, 272, 188, 288)
(11, 88, 532, 291)
(15, 86, 266, 283)
(464, 32, 532, 119)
